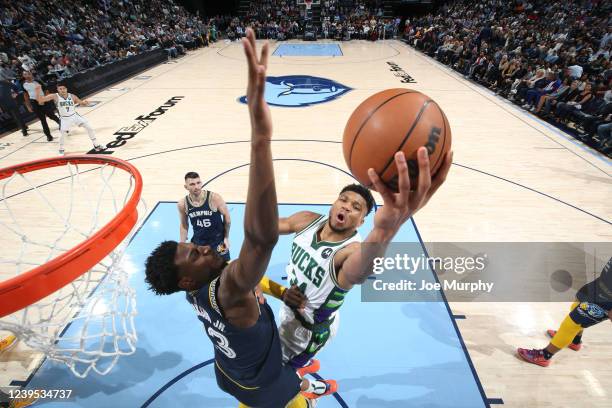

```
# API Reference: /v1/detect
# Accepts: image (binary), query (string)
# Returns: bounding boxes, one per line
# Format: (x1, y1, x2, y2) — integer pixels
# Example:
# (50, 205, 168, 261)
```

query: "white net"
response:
(0, 158, 145, 378)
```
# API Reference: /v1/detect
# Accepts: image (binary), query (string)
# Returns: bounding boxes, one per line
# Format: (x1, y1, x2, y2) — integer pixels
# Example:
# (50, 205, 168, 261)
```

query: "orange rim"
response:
(0, 155, 143, 318)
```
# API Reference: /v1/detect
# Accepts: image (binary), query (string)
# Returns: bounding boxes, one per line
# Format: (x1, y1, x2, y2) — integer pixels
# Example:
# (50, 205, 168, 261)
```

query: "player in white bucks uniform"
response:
(268, 155, 455, 377)
(35, 82, 103, 155)
(274, 184, 371, 371)
(274, 185, 369, 372)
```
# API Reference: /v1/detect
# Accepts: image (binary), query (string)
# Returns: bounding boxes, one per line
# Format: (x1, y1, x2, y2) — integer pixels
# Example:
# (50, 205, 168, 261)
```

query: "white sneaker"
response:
(94, 145, 105, 152)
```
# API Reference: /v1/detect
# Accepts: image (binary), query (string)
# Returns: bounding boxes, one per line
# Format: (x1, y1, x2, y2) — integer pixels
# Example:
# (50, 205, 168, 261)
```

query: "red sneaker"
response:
(517, 348, 550, 367)
(297, 359, 320, 378)
(546, 330, 582, 351)
(302, 379, 338, 399)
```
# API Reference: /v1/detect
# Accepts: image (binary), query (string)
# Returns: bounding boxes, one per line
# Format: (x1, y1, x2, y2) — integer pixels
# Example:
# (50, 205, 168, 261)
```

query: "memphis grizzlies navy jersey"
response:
(187, 276, 300, 407)
(186, 191, 225, 248)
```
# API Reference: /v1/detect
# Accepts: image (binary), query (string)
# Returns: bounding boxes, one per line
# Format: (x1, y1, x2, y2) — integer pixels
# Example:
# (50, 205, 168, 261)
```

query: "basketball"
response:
(342, 88, 452, 191)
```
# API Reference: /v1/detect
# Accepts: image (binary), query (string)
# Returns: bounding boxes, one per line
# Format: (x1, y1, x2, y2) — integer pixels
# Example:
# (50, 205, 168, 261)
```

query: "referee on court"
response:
(22, 71, 60, 141)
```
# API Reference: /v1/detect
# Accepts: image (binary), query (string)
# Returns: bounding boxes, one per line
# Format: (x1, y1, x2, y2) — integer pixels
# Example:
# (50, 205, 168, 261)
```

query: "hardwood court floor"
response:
(0, 39, 610, 407)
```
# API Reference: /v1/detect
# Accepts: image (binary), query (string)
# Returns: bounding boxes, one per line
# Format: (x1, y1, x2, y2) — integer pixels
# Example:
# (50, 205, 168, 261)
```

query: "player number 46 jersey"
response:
(286, 215, 361, 325)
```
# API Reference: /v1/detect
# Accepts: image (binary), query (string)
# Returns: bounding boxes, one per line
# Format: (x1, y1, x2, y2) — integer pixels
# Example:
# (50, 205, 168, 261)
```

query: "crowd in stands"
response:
(403, 0, 612, 155)
(225, 0, 400, 41)
(232, 0, 303, 40)
(2, 0, 610, 155)
(321, 0, 399, 40)
(0, 0, 221, 84)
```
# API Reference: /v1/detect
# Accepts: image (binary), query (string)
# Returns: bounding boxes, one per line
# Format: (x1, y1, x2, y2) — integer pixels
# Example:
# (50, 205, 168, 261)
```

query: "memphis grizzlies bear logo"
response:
(239, 75, 352, 107)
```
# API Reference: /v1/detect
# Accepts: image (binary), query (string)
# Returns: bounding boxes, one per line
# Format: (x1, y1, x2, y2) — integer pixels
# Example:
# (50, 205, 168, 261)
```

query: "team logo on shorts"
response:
(239, 75, 352, 107)
(579, 302, 606, 319)
(321, 248, 333, 259)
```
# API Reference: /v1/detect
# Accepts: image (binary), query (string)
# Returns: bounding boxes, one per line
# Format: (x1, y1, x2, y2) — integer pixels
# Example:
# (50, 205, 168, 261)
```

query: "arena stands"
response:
(321, 0, 400, 41)
(0, 0, 218, 83)
(403, 0, 612, 155)
(1, 0, 609, 155)
(229, 0, 399, 41)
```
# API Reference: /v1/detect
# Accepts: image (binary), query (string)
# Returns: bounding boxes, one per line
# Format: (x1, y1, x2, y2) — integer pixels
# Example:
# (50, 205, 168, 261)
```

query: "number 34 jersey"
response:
(286, 215, 361, 325)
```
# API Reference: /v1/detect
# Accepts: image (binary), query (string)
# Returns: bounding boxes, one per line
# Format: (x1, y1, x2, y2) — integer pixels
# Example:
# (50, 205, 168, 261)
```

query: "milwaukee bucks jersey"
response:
(286, 215, 361, 325)
(56, 93, 76, 117)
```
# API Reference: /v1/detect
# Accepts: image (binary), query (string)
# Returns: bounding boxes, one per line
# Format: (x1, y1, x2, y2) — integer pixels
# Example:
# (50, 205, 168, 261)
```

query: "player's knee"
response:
(285, 394, 309, 408)
(569, 302, 608, 329)
(550, 314, 583, 349)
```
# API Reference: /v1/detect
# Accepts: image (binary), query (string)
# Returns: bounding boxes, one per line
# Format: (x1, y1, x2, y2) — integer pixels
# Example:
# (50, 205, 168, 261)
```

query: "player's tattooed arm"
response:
(336, 148, 452, 290)
(278, 211, 320, 234)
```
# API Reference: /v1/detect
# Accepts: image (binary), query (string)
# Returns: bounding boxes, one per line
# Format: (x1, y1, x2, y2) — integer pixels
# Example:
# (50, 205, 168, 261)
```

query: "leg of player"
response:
(234, 378, 332, 407)
(0, 333, 17, 353)
(79, 117, 104, 151)
(238, 392, 315, 407)
(300, 377, 337, 400)
(517, 300, 608, 367)
(0, 335, 37, 408)
(58, 129, 69, 155)
(546, 300, 584, 351)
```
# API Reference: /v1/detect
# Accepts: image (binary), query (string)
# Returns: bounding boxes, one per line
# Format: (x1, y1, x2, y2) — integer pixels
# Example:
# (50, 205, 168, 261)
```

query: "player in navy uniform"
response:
(145, 29, 337, 407)
(178, 173, 231, 261)
(145, 28, 447, 406)
(518, 257, 612, 367)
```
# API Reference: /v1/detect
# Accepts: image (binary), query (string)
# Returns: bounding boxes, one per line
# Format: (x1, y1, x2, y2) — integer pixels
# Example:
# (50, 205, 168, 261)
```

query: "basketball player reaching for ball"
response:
(178, 172, 231, 261)
(260, 146, 451, 374)
(517, 257, 612, 367)
(261, 183, 374, 372)
(145, 27, 449, 406)
(35, 82, 104, 155)
(145, 29, 339, 407)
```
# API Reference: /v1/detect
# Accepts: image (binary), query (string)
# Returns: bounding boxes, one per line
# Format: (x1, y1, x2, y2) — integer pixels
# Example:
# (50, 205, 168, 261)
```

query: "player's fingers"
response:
(413, 147, 431, 204)
(247, 28, 257, 61)
(394, 151, 411, 204)
(425, 151, 452, 201)
(242, 37, 256, 81)
(260, 41, 269, 70)
(367, 168, 394, 203)
(285, 293, 304, 308)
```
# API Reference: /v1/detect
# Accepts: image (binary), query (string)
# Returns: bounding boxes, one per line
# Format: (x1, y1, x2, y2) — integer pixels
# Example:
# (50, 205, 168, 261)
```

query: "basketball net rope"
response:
(0, 162, 143, 378)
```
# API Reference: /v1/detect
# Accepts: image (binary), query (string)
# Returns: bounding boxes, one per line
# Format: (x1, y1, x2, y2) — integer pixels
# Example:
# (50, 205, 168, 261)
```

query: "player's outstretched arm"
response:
(278, 211, 320, 234)
(34, 85, 56, 104)
(336, 148, 452, 290)
(225, 28, 277, 293)
(72, 94, 89, 106)
(176, 198, 189, 242)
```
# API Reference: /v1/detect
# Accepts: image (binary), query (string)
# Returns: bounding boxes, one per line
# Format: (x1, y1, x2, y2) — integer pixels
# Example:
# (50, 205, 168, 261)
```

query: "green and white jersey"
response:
(286, 215, 361, 325)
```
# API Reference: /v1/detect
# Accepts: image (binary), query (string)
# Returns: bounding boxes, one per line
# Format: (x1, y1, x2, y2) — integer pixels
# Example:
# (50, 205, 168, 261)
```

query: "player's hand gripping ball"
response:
(343, 89, 452, 191)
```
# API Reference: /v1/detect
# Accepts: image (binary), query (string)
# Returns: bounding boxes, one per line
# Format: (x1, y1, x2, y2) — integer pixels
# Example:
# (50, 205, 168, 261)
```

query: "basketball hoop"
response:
(305, 0, 312, 10)
(0, 155, 145, 377)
